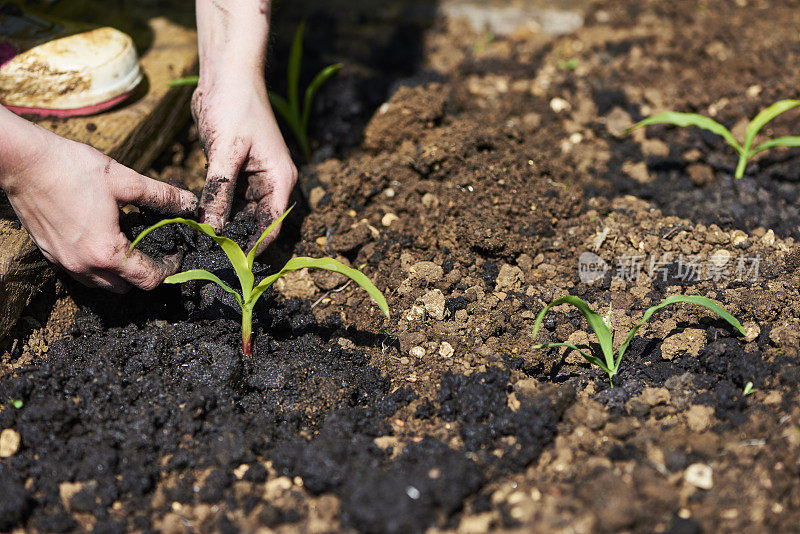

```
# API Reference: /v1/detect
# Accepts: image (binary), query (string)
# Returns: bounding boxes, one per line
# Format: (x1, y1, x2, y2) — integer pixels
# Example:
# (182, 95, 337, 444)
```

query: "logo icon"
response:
(579, 252, 608, 283)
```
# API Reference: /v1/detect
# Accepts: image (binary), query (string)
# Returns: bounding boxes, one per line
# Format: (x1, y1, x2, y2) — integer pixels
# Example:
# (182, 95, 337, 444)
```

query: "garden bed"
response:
(3, 0, 800, 532)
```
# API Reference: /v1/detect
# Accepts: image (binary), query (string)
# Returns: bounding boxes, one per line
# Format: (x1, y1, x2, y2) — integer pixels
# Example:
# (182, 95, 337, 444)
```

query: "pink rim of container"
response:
(4, 90, 135, 117)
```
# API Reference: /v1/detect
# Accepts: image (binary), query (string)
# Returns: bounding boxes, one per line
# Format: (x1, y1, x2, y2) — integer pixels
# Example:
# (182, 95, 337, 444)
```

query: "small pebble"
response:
(522, 112, 541, 128)
(550, 97, 571, 113)
(382, 213, 399, 227)
(709, 249, 732, 267)
(604, 107, 632, 136)
(0, 428, 20, 457)
(685, 463, 713, 489)
(421, 193, 439, 208)
(686, 405, 714, 433)
(639, 387, 670, 407)
(406, 305, 426, 322)
(439, 341, 454, 358)
(622, 161, 651, 183)
(338, 338, 356, 350)
(309, 186, 326, 210)
(743, 322, 760, 343)
(421, 289, 446, 321)
(495, 264, 523, 291)
(409, 346, 426, 358)
(746, 84, 762, 98)
(687, 163, 714, 187)
(410, 261, 443, 283)
(233, 464, 249, 480)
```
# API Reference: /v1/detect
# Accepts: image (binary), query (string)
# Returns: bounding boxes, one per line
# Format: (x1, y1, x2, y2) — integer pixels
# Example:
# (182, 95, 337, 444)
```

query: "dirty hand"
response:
(0, 106, 197, 292)
(192, 79, 297, 255)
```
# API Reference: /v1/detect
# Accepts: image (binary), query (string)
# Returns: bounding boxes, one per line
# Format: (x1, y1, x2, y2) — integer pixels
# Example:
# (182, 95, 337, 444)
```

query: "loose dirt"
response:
(4, 0, 800, 532)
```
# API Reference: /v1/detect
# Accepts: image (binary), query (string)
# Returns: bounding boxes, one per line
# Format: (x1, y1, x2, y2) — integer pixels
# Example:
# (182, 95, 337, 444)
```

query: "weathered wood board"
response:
(0, 16, 198, 340)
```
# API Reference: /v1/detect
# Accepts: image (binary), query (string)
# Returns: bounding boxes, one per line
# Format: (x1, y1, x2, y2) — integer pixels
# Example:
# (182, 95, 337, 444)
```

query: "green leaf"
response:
(557, 57, 579, 71)
(269, 92, 308, 158)
(270, 21, 340, 161)
(627, 112, 742, 154)
(750, 135, 800, 156)
(12, 399, 23, 409)
(530, 296, 614, 371)
(248, 257, 389, 318)
(165, 269, 243, 307)
(269, 93, 299, 133)
(532, 342, 612, 373)
(302, 63, 342, 132)
(616, 294, 745, 369)
(167, 75, 199, 87)
(128, 218, 254, 300)
(288, 20, 306, 118)
(743, 99, 800, 155)
(247, 205, 294, 269)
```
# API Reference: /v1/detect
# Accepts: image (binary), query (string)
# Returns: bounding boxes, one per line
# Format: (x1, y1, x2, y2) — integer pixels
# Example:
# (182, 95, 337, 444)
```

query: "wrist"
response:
(0, 106, 50, 192)
(196, 0, 269, 88)
(197, 65, 267, 97)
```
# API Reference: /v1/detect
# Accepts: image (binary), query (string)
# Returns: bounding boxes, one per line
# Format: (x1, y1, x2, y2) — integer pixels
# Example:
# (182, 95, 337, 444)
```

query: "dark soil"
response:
(5, 0, 800, 532)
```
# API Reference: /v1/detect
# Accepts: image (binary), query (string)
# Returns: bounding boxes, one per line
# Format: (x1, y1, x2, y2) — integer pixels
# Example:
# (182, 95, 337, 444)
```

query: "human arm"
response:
(193, 0, 297, 254)
(0, 105, 198, 292)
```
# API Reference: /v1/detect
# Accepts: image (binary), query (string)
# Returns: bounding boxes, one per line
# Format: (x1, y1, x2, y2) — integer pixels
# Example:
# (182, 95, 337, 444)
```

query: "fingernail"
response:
(163, 252, 183, 275)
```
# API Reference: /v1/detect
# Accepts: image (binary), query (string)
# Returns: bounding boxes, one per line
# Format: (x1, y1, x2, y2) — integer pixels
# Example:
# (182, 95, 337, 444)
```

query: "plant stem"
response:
(734, 154, 748, 179)
(242, 306, 253, 355)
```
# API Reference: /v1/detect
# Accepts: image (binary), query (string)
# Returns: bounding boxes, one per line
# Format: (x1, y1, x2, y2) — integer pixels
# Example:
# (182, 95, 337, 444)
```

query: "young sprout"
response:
(129, 207, 389, 355)
(167, 76, 199, 87)
(743, 381, 755, 396)
(627, 99, 800, 179)
(268, 21, 342, 161)
(11, 399, 23, 409)
(531, 295, 745, 387)
(557, 57, 579, 71)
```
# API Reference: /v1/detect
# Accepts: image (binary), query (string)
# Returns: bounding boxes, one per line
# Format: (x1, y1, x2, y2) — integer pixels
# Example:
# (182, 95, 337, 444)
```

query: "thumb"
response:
(110, 162, 197, 215)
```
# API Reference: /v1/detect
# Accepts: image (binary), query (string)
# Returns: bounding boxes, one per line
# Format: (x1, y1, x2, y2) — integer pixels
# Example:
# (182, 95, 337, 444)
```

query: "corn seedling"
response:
(268, 21, 342, 161)
(531, 295, 745, 387)
(129, 207, 388, 355)
(743, 381, 755, 396)
(557, 57, 579, 71)
(11, 399, 23, 409)
(627, 99, 800, 179)
(166, 76, 199, 87)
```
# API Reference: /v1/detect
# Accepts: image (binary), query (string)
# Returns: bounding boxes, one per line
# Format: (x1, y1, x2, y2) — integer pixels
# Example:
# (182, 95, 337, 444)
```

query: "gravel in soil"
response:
(5, 0, 800, 532)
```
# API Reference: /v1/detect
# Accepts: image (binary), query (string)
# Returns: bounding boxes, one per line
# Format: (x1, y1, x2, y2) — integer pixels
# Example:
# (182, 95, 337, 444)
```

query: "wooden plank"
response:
(0, 16, 198, 340)
(0, 199, 52, 341)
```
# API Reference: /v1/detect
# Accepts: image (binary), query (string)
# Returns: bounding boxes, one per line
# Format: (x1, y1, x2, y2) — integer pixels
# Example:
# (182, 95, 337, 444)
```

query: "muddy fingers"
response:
(117, 248, 182, 291)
